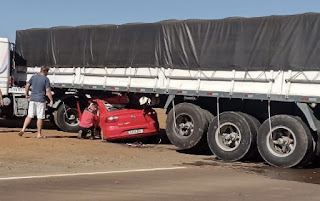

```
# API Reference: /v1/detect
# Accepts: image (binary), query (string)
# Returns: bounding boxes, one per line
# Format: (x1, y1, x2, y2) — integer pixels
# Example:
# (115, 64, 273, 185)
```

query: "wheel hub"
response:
(68, 114, 76, 121)
(64, 108, 79, 126)
(273, 136, 294, 154)
(178, 122, 193, 136)
(215, 123, 241, 151)
(268, 126, 296, 157)
(222, 132, 239, 146)
(175, 114, 194, 137)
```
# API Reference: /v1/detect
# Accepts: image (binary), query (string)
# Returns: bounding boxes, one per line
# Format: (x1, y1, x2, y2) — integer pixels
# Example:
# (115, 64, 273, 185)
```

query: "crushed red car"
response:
(95, 98, 159, 141)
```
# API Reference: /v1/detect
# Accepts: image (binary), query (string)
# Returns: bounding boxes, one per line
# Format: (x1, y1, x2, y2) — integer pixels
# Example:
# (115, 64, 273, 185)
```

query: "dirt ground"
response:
(0, 109, 212, 177)
(1, 109, 320, 188)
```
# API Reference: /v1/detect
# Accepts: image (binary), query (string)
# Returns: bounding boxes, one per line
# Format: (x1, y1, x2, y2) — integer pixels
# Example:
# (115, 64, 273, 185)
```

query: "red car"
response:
(95, 99, 159, 141)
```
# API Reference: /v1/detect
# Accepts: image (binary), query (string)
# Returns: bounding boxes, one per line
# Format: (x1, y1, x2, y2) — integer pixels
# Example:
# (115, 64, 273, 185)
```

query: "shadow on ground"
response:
(0, 118, 57, 130)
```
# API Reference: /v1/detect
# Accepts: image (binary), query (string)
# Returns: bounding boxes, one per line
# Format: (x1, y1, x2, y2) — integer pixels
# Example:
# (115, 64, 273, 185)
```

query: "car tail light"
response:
(106, 116, 119, 123)
(144, 110, 156, 115)
(144, 110, 158, 121)
(147, 111, 156, 115)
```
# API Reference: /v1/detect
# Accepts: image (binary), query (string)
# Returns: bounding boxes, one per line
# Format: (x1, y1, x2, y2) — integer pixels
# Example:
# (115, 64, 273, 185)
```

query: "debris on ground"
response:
(125, 139, 162, 148)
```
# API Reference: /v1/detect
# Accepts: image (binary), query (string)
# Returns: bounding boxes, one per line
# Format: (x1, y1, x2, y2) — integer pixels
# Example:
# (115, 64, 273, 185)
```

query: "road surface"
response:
(1, 166, 320, 201)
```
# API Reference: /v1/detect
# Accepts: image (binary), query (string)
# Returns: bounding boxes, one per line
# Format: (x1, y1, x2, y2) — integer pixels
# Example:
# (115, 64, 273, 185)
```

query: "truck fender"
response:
(164, 95, 175, 110)
(296, 102, 320, 132)
(51, 94, 81, 109)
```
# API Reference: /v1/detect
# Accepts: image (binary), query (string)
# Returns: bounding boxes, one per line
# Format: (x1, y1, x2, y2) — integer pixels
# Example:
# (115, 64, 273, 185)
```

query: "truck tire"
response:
(52, 110, 60, 129)
(188, 108, 214, 153)
(257, 115, 314, 168)
(207, 111, 254, 161)
(202, 109, 214, 124)
(56, 103, 80, 133)
(293, 116, 316, 167)
(166, 103, 207, 150)
(237, 112, 261, 161)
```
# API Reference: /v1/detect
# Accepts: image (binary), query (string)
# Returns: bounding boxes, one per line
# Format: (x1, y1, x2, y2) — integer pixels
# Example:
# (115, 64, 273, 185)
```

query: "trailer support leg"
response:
(172, 99, 177, 129)
(164, 94, 177, 128)
(164, 95, 175, 110)
(63, 102, 69, 119)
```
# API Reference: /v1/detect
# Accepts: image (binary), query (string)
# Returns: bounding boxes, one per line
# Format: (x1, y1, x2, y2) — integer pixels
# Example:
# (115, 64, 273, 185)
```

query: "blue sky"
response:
(1, 0, 319, 42)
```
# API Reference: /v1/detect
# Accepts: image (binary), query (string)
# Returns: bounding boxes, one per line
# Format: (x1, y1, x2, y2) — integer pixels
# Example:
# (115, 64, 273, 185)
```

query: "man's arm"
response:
(46, 88, 53, 107)
(25, 83, 31, 101)
(45, 77, 53, 107)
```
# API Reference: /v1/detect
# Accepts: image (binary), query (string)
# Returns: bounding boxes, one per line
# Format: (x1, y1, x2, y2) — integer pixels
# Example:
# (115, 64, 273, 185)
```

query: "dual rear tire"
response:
(257, 115, 315, 168)
(208, 113, 315, 167)
(166, 102, 315, 167)
(166, 103, 210, 150)
(207, 112, 260, 161)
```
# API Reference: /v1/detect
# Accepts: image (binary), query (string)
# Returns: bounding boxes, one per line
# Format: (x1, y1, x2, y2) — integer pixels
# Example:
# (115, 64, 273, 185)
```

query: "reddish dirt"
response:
(2, 108, 320, 191)
(0, 109, 212, 177)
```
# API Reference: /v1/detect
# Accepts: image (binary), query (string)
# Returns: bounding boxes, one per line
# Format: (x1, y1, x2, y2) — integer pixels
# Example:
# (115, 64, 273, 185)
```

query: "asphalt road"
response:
(1, 166, 320, 201)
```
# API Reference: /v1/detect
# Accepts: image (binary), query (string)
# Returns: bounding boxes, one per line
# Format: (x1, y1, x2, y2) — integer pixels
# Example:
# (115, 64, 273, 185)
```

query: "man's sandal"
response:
(18, 131, 24, 137)
(36, 135, 47, 139)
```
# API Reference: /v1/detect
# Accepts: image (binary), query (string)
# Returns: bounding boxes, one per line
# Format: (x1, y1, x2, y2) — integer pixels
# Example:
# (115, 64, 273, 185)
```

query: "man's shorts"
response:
(28, 101, 46, 119)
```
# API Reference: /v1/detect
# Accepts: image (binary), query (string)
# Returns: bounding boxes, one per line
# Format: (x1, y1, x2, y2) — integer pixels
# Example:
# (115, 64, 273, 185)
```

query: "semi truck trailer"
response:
(1, 12, 320, 167)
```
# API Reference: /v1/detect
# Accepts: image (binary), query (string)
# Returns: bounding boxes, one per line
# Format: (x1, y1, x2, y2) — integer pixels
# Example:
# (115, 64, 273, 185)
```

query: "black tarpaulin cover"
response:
(15, 13, 320, 70)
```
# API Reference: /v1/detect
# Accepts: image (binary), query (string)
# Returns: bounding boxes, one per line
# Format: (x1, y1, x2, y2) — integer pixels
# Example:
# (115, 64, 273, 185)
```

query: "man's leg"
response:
(19, 101, 35, 136)
(78, 127, 86, 139)
(36, 118, 43, 137)
(36, 102, 46, 138)
(82, 128, 89, 138)
(19, 116, 32, 136)
(90, 127, 95, 140)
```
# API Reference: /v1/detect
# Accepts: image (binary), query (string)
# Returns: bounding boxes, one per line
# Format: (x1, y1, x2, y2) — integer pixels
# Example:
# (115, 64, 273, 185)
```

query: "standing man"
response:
(19, 66, 53, 138)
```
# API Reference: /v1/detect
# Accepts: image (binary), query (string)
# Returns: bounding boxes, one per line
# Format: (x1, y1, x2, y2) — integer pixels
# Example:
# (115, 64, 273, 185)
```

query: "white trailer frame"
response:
(16, 66, 320, 104)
